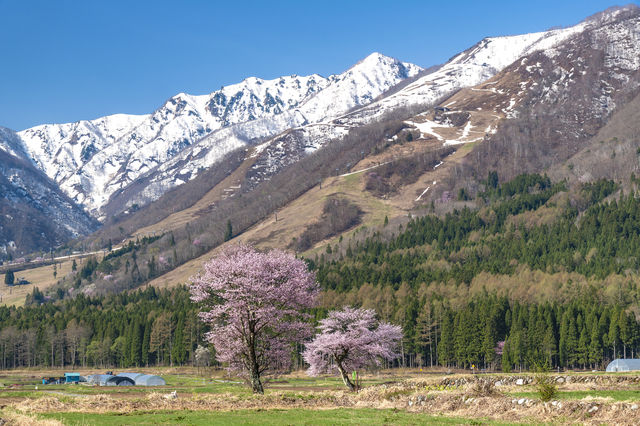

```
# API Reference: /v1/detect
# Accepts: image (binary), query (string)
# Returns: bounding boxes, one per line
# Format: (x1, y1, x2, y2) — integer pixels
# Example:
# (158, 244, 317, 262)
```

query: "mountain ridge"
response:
(0, 127, 99, 257)
(16, 53, 422, 217)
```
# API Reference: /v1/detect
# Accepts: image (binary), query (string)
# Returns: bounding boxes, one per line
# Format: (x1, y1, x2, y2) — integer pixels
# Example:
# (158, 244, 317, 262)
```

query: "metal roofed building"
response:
(86, 374, 114, 385)
(64, 372, 80, 383)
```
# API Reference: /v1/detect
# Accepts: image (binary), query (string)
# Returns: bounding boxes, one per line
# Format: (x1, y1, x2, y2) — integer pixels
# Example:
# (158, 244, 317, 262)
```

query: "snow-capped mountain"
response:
(336, 17, 600, 127)
(105, 15, 611, 214)
(241, 6, 640, 192)
(0, 127, 98, 257)
(10, 4, 638, 231)
(209, 10, 614, 192)
(17, 53, 421, 217)
(452, 5, 640, 182)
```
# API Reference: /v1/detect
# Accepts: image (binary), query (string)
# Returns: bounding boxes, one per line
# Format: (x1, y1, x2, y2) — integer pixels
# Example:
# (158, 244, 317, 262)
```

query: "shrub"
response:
(467, 378, 498, 396)
(535, 375, 558, 402)
(533, 361, 558, 402)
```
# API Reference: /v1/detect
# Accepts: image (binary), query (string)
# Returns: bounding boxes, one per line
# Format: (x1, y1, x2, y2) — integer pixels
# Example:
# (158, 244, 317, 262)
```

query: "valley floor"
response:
(1, 368, 640, 425)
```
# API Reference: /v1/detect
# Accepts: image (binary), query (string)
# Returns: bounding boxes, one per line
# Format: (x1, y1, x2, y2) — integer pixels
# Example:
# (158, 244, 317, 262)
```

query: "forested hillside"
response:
(311, 173, 640, 369)
(3, 173, 640, 371)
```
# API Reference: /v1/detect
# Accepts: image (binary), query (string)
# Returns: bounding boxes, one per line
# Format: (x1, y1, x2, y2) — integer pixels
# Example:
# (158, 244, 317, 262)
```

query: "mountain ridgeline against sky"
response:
(15, 53, 422, 218)
(2, 4, 640, 262)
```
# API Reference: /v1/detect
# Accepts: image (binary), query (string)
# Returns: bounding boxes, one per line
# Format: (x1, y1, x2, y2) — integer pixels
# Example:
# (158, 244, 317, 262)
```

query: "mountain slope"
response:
(223, 11, 610, 200)
(12, 5, 640, 304)
(95, 7, 640, 250)
(454, 5, 640, 188)
(17, 54, 421, 217)
(0, 127, 99, 258)
(140, 5, 640, 269)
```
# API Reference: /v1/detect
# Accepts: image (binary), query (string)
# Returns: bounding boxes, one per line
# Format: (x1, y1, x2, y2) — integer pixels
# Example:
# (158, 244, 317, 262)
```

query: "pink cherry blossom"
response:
(303, 306, 402, 391)
(190, 244, 318, 393)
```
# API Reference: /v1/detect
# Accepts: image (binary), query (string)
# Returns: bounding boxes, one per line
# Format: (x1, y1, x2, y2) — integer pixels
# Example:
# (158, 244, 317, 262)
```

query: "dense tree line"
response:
(4, 172, 639, 373)
(431, 295, 639, 371)
(0, 287, 204, 369)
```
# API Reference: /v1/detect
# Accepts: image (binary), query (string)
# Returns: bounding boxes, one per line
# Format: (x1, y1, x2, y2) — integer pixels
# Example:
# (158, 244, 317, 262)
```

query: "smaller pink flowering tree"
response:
(303, 307, 402, 391)
(190, 244, 318, 394)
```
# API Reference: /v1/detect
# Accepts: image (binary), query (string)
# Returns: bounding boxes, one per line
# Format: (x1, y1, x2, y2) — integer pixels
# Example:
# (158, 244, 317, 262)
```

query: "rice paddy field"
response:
(1, 368, 640, 425)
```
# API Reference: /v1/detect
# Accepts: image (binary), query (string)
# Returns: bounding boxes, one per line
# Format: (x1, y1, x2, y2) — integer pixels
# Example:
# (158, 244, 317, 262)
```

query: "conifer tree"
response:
(142, 322, 151, 366)
(130, 320, 143, 367)
(224, 220, 233, 242)
(589, 322, 602, 368)
(172, 316, 186, 365)
(577, 326, 589, 368)
(438, 313, 454, 367)
(4, 270, 14, 286)
(608, 313, 620, 359)
(619, 310, 633, 359)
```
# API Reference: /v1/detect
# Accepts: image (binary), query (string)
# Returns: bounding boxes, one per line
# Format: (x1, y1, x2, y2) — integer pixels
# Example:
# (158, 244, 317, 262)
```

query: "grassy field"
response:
(3, 369, 640, 425)
(38, 409, 508, 425)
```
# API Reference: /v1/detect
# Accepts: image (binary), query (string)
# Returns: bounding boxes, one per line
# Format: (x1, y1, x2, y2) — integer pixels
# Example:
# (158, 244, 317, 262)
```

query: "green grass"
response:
(40, 408, 518, 425)
(509, 390, 640, 401)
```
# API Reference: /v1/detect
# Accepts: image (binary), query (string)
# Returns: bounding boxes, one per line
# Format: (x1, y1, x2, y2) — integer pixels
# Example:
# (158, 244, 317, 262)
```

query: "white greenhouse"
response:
(605, 359, 640, 372)
(116, 373, 166, 386)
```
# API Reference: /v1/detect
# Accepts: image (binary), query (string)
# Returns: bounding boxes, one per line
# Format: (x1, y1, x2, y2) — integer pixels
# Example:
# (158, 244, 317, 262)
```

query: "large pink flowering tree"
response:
(190, 245, 318, 393)
(303, 306, 402, 391)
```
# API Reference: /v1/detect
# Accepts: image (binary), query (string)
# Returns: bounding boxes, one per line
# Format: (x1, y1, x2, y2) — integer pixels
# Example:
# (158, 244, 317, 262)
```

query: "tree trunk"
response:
(246, 317, 264, 394)
(250, 364, 264, 394)
(337, 363, 356, 392)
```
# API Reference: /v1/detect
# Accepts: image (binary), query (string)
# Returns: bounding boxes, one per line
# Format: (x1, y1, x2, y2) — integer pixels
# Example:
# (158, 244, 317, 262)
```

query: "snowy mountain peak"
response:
(349, 51, 421, 77)
(0, 126, 30, 161)
(16, 53, 422, 215)
(356, 51, 396, 66)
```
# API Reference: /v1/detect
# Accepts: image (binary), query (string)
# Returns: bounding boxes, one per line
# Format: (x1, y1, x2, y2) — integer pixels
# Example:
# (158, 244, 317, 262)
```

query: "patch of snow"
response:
(415, 186, 430, 201)
(406, 120, 448, 141)
(339, 161, 391, 177)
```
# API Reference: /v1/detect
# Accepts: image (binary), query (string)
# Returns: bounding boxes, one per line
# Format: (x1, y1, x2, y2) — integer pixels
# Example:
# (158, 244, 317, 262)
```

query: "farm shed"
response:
(116, 373, 144, 382)
(64, 373, 80, 383)
(605, 359, 640, 372)
(116, 372, 165, 386)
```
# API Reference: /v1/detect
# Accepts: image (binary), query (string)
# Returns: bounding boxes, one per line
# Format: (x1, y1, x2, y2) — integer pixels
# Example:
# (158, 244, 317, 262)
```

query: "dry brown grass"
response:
(7, 379, 640, 425)
(0, 260, 73, 307)
(0, 410, 63, 426)
(3, 370, 640, 424)
(145, 169, 401, 288)
(133, 155, 257, 239)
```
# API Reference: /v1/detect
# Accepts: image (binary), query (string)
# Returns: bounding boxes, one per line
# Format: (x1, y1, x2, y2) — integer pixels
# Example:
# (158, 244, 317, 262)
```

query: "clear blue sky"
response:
(0, 0, 635, 130)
